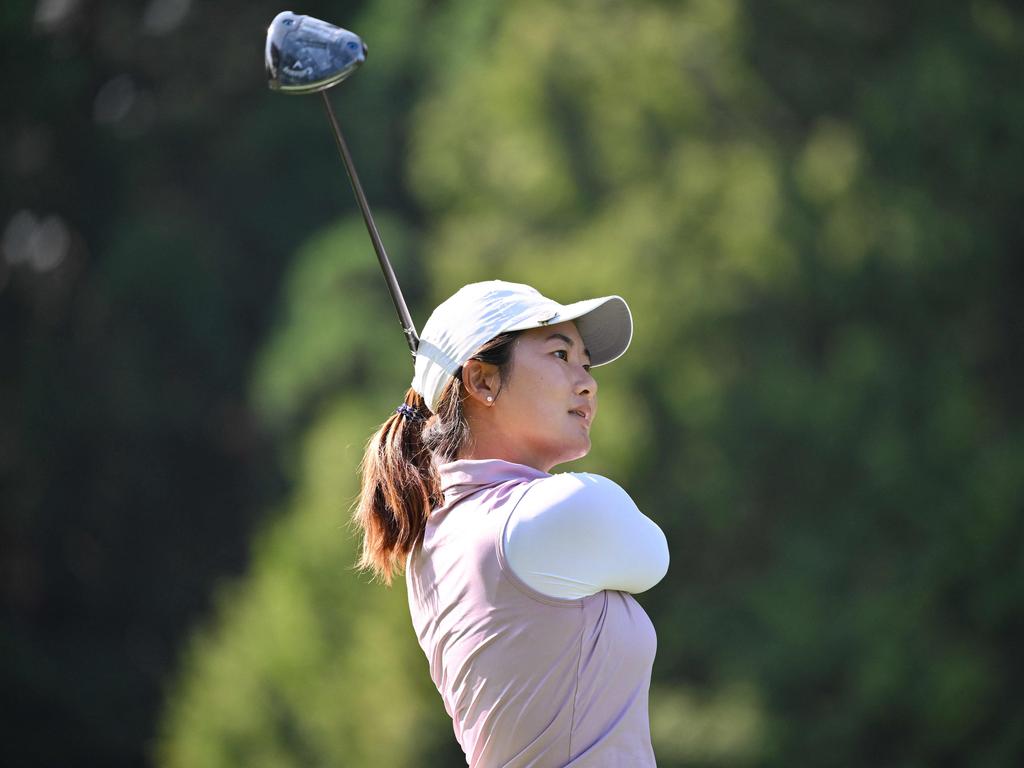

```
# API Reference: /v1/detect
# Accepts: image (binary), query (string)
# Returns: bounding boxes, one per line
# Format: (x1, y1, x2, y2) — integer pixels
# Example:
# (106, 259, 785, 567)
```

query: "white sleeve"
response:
(502, 473, 669, 600)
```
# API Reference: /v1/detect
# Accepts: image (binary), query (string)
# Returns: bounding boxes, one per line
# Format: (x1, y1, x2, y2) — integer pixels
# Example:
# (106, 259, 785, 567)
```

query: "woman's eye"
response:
(582, 364, 591, 372)
(554, 350, 568, 361)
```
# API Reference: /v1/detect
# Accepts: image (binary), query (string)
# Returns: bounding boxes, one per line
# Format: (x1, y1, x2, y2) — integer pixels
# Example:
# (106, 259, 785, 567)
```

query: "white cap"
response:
(411, 280, 633, 412)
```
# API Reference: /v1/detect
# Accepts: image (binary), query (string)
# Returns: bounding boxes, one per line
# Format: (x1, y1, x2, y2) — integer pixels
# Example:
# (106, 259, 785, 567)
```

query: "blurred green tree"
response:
(400, 1, 1024, 764)
(1, 0, 429, 764)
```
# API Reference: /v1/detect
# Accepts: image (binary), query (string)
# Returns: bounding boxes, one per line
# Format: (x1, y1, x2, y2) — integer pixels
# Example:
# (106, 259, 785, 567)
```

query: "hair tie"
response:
(395, 403, 425, 422)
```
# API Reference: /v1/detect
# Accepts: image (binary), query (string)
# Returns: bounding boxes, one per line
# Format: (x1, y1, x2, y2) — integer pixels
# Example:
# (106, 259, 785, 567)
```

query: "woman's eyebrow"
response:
(545, 333, 592, 362)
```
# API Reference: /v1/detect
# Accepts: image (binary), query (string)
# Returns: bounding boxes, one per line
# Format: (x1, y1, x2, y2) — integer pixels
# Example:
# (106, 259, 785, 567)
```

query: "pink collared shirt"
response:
(407, 459, 668, 767)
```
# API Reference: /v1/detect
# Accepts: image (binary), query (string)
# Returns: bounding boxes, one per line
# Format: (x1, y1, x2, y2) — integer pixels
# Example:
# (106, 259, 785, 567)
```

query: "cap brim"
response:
(566, 296, 633, 367)
(507, 295, 632, 367)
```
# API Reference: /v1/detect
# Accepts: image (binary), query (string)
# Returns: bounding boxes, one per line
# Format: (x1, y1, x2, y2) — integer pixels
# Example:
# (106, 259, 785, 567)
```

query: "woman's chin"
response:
(559, 438, 592, 466)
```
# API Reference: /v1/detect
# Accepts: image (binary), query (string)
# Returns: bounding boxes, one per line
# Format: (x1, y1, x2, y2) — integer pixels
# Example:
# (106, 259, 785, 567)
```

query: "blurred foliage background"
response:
(3, 0, 1023, 766)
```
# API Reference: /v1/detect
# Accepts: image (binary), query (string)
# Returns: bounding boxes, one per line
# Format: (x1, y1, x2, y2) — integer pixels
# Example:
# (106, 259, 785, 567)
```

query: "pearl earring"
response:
(486, 396, 494, 403)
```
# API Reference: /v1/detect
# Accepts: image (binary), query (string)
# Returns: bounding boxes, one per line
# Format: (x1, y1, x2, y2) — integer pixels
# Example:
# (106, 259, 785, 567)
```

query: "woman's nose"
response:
(576, 367, 597, 396)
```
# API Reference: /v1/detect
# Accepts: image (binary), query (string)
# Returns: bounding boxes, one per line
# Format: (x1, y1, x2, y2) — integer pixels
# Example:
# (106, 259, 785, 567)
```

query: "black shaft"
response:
(320, 91, 419, 356)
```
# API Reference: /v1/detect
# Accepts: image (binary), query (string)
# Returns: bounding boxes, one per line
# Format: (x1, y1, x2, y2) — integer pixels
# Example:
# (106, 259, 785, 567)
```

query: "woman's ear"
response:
(462, 360, 500, 406)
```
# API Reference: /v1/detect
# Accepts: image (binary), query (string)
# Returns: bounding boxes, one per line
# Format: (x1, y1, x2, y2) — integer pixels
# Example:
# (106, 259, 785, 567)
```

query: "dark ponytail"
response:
(354, 332, 519, 584)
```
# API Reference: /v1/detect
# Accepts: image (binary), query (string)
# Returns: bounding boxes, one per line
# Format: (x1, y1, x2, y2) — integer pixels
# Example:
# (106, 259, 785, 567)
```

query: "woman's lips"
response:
(569, 407, 592, 424)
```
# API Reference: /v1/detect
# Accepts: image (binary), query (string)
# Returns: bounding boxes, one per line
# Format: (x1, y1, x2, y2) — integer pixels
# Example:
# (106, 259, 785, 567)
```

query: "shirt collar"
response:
(439, 459, 549, 496)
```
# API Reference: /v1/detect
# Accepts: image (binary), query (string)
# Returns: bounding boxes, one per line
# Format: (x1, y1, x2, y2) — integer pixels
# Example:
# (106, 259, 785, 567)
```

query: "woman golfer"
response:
(355, 280, 669, 767)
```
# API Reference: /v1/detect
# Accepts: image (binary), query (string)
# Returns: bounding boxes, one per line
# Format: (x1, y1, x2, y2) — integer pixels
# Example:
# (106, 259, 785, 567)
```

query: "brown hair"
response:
(353, 332, 519, 584)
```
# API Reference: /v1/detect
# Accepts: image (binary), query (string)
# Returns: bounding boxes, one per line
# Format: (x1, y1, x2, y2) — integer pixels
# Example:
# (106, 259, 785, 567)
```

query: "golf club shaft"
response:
(320, 91, 419, 356)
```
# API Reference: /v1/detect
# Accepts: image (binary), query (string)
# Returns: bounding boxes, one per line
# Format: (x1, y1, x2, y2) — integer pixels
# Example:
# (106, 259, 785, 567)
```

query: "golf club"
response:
(265, 11, 420, 357)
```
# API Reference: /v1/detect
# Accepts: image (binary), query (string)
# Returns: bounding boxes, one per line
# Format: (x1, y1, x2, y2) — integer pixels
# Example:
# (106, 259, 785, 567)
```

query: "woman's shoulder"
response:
(505, 471, 668, 597)
(514, 471, 640, 530)
(527, 471, 634, 504)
